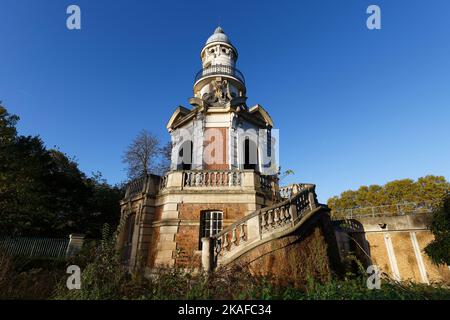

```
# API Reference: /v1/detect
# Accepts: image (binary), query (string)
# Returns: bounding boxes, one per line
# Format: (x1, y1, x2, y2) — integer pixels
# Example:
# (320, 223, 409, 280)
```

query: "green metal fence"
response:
(0, 236, 70, 258)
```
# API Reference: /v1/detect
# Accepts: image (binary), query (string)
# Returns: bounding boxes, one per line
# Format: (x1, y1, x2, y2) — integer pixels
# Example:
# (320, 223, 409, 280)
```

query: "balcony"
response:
(194, 64, 245, 85)
(123, 170, 279, 200)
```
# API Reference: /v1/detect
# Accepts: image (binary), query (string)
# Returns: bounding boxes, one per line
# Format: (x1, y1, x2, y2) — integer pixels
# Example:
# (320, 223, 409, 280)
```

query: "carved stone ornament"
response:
(203, 79, 233, 105)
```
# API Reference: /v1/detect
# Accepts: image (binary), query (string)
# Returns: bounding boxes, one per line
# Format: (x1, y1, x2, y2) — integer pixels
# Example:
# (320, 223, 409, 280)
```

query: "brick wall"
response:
(178, 203, 249, 221)
(175, 226, 201, 267)
(174, 202, 250, 268)
(204, 127, 228, 170)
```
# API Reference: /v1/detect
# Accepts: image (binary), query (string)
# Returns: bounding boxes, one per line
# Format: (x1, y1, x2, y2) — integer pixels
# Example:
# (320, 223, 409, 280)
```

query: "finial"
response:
(214, 26, 224, 34)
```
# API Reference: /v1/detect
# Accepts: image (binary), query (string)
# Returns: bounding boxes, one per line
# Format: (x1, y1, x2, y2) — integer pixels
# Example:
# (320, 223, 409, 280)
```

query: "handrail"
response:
(212, 185, 315, 240)
(331, 200, 441, 219)
(194, 64, 245, 84)
(203, 184, 319, 271)
(278, 183, 315, 200)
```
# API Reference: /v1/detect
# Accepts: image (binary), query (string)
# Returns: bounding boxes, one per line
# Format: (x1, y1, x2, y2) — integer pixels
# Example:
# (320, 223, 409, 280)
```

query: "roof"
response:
(248, 104, 274, 127)
(206, 26, 232, 46)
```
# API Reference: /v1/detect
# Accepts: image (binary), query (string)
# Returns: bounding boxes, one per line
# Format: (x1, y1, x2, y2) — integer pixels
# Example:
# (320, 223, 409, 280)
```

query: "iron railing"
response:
(194, 64, 245, 84)
(331, 201, 441, 220)
(0, 236, 70, 258)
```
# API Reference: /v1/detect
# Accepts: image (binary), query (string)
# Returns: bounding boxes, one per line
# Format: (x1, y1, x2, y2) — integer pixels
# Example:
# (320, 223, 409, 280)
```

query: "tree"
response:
(122, 130, 171, 179)
(0, 104, 19, 145)
(0, 105, 123, 238)
(425, 194, 450, 265)
(328, 176, 450, 218)
(154, 141, 172, 176)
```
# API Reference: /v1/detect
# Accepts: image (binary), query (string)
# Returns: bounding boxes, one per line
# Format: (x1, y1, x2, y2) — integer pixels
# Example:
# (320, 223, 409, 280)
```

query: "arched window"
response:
(244, 137, 257, 170)
(199, 211, 223, 250)
(178, 140, 193, 170)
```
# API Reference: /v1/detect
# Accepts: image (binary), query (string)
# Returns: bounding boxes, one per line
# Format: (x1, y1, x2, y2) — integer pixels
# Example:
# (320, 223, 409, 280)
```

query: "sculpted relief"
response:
(203, 79, 233, 105)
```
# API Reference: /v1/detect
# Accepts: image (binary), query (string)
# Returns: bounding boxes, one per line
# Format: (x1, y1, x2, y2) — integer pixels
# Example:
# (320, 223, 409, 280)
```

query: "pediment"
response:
(166, 106, 191, 130)
(248, 104, 274, 127)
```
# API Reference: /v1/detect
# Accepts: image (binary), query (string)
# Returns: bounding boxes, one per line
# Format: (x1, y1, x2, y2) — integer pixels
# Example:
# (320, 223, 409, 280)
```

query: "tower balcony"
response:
(122, 170, 280, 201)
(194, 64, 245, 85)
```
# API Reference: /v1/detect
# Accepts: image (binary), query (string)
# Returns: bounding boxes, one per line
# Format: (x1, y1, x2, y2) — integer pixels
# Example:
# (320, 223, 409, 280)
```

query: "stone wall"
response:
(335, 214, 450, 284)
(227, 211, 341, 284)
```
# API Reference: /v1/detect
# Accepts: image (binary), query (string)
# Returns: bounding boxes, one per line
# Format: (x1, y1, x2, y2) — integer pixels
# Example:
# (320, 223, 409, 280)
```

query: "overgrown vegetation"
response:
(0, 252, 66, 299)
(3, 226, 448, 300)
(425, 194, 450, 265)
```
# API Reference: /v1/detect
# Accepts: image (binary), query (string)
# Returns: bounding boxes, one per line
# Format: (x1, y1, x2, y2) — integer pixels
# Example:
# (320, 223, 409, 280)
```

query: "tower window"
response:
(199, 211, 223, 250)
(178, 140, 193, 170)
(244, 137, 257, 170)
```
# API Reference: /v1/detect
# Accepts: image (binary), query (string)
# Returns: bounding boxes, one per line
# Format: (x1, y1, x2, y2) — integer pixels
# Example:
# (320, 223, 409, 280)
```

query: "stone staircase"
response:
(200, 183, 325, 271)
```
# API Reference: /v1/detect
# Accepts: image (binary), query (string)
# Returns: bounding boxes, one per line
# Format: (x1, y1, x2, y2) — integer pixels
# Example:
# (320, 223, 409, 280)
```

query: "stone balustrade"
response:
(260, 202, 293, 234)
(212, 218, 249, 262)
(159, 174, 168, 190)
(202, 184, 319, 271)
(182, 170, 242, 188)
(278, 183, 312, 199)
(259, 174, 274, 191)
(124, 176, 147, 198)
(153, 170, 275, 192)
(123, 170, 296, 201)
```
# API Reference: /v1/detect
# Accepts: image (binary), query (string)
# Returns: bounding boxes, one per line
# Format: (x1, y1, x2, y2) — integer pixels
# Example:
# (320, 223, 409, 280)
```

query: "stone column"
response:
(201, 237, 212, 272)
(308, 190, 317, 210)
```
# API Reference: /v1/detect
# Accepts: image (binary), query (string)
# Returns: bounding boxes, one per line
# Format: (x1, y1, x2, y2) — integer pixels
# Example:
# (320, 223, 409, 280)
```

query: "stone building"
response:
(117, 27, 449, 284)
(116, 27, 339, 277)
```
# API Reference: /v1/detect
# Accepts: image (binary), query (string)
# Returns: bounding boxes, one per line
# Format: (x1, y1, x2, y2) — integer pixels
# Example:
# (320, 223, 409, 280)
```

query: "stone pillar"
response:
(66, 234, 85, 257)
(154, 225, 178, 267)
(167, 171, 183, 189)
(201, 237, 212, 272)
(243, 170, 257, 189)
(290, 203, 298, 223)
(246, 213, 261, 241)
(308, 190, 317, 210)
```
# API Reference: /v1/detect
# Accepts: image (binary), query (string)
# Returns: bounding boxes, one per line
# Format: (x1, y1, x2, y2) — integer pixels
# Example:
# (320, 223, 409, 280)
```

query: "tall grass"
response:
(52, 229, 450, 300)
(2, 226, 449, 300)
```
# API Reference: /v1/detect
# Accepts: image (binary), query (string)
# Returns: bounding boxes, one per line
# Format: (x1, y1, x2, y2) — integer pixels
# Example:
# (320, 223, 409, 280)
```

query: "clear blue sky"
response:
(1, 0, 449, 202)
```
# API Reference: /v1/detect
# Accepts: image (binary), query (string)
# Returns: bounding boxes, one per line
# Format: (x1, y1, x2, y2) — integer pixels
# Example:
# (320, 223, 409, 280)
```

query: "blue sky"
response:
(1, 0, 449, 202)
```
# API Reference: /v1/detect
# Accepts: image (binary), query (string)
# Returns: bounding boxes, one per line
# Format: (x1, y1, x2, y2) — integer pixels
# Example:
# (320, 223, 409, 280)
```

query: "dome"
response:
(205, 26, 232, 45)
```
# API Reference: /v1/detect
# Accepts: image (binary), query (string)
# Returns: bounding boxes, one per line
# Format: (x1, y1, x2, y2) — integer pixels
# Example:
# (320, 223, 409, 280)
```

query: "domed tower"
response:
(193, 27, 246, 104)
(166, 27, 276, 174)
(118, 27, 331, 281)
(119, 27, 281, 271)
